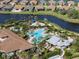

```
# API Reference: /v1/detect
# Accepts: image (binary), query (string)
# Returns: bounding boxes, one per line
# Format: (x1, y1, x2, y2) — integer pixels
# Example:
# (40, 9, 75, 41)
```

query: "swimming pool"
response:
(28, 28, 45, 44)
(33, 28, 45, 39)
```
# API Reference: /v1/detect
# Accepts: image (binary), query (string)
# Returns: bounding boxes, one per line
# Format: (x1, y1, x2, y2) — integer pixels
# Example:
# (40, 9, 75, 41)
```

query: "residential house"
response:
(2, 0, 11, 4)
(47, 0, 56, 11)
(9, 1, 15, 6)
(23, 4, 33, 11)
(48, 0, 56, 6)
(0, 0, 4, 3)
(76, 3, 79, 10)
(35, 4, 45, 11)
(62, 5, 70, 10)
(78, 3, 79, 10)
(78, 3, 79, 7)
(56, 0, 65, 10)
(0, 0, 3, 1)
(67, 0, 75, 7)
(11, 0, 19, 3)
(47, 5, 56, 11)
(58, 0, 65, 6)
(12, 4, 24, 12)
(30, 0, 38, 5)
(2, 4, 13, 11)
(20, 0, 29, 5)
(0, 2, 4, 10)
(39, 0, 47, 5)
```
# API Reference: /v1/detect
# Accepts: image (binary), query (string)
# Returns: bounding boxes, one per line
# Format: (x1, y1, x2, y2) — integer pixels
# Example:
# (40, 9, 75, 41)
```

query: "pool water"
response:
(30, 28, 45, 44)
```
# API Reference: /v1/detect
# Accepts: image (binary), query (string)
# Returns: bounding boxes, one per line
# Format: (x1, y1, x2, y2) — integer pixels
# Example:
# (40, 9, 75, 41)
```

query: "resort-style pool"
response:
(0, 14, 79, 33)
(28, 28, 45, 44)
(33, 28, 45, 39)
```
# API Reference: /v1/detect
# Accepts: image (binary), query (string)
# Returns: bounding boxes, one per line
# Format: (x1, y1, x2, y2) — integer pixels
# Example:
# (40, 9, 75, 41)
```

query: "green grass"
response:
(0, 11, 52, 15)
(52, 12, 79, 24)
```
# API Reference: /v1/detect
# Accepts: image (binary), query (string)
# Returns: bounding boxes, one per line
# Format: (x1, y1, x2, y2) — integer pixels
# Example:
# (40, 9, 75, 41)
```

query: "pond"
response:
(0, 14, 79, 33)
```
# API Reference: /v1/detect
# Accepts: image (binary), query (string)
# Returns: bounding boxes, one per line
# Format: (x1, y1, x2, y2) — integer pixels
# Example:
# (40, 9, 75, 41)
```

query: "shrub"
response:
(43, 48, 61, 59)
(72, 53, 79, 58)
(54, 7, 59, 12)
(0, 52, 3, 59)
(65, 50, 73, 59)
(59, 9, 67, 15)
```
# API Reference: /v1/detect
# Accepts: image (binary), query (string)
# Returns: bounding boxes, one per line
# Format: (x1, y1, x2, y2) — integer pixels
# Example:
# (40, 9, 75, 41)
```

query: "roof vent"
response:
(0, 36, 8, 42)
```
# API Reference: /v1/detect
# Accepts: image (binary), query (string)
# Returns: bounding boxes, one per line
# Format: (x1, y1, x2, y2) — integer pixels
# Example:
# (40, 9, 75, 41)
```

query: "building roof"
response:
(47, 35, 73, 48)
(3, 4, 13, 9)
(31, 21, 45, 26)
(30, 0, 37, 5)
(35, 5, 44, 9)
(67, 1, 75, 4)
(0, 29, 33, 53)
(14, 4, 24, 9)
(39, 0, 47, 4)
(20, 0, 28, 4)
(48, 0, 56, 4)
(47, 35, 61, 45)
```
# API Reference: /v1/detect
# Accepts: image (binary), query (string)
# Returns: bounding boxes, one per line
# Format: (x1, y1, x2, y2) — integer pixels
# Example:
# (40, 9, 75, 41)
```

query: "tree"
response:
(0, 52, 3, 59)
(67, 9, 79, 19)
(59, 9, 67, 15)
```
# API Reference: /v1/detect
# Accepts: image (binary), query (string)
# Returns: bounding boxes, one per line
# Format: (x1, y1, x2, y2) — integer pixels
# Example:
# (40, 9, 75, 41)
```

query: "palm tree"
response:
(0, 52, 3, 59)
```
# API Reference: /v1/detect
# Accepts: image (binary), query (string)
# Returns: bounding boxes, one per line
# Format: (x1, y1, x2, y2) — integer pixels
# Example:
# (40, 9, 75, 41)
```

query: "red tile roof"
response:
(0, 29, 33, 53)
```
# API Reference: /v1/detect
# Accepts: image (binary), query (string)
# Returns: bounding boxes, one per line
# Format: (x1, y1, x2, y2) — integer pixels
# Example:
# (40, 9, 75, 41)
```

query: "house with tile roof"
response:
(67, 0, 75, 7)
(12, 4, 24, 12)
(30, 0, 38, 5)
